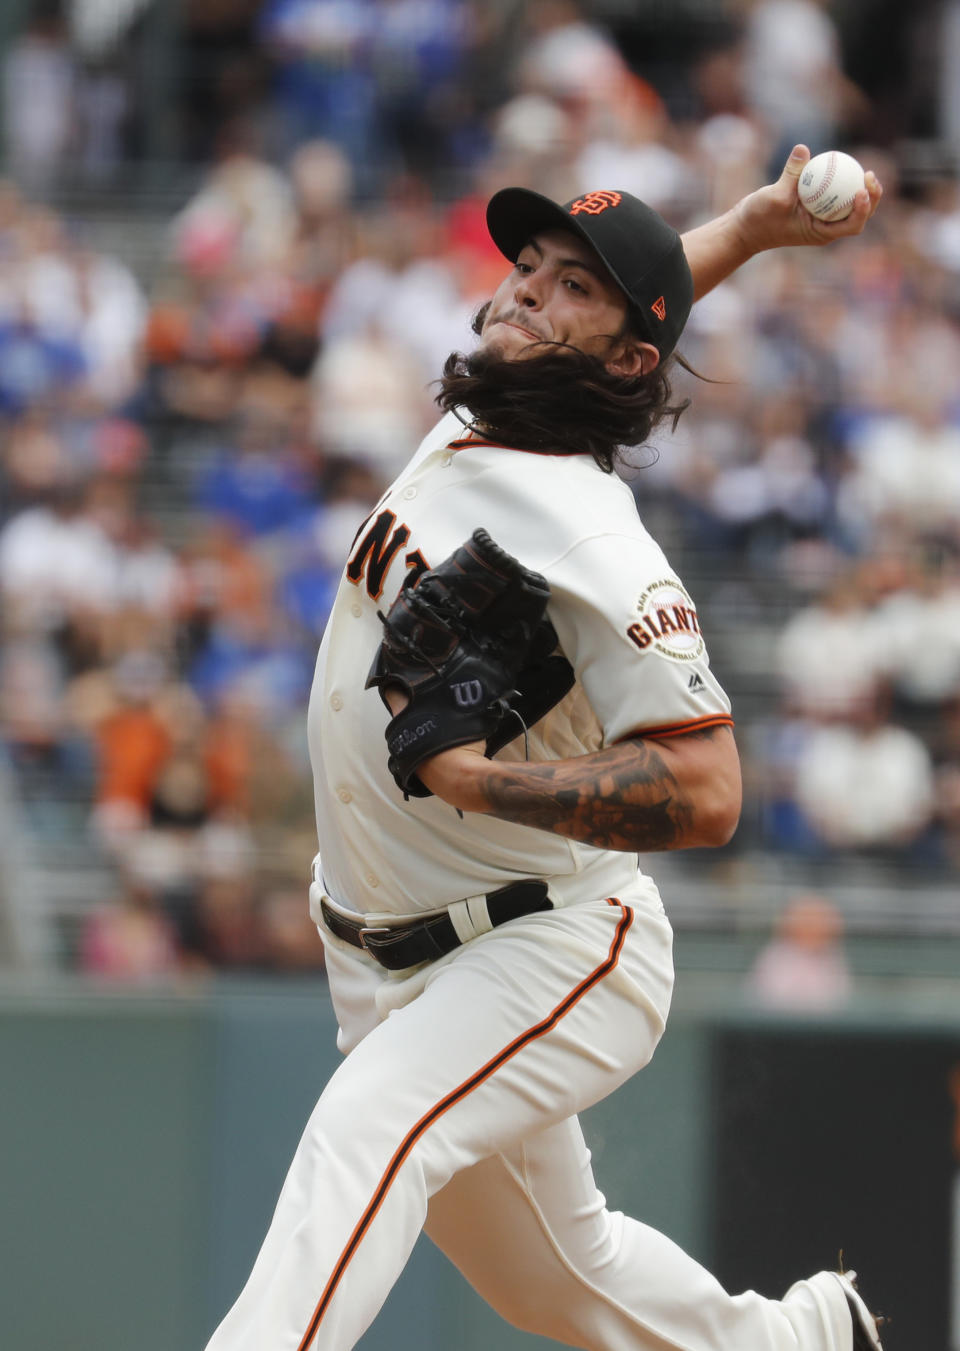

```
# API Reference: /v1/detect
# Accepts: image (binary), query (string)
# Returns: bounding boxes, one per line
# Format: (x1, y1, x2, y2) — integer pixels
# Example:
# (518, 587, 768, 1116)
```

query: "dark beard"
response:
(435, 332, 686, 473)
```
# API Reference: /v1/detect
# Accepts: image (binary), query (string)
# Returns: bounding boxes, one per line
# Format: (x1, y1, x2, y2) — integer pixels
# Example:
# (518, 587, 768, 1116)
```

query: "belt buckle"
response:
(358, 926, 391, 952)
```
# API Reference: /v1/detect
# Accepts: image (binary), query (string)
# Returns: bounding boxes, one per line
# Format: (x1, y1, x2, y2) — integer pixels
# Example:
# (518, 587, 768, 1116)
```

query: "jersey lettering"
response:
(628, 580, 705, 662)
(627, 622, 653, 652)
(404, 549, 429, 587)
(346, 510, 410, 599)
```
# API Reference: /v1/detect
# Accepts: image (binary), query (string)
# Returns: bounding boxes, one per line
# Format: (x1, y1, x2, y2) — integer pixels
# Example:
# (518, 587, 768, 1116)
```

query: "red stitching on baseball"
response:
(807, 153, 837, 203)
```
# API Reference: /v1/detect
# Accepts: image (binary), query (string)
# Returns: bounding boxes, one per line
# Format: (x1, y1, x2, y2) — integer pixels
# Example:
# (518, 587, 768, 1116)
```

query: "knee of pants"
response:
(305, 1070, 462, 1199)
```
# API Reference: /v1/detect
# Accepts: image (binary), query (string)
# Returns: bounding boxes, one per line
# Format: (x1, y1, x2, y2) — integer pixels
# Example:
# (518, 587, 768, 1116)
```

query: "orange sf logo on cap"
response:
(569, 190, 622, 216)
(650, 296, 667, 321)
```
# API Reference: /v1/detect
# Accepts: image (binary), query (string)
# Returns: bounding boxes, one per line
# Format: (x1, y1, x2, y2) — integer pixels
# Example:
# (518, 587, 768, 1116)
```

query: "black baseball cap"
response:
(486, 187, 693, 361)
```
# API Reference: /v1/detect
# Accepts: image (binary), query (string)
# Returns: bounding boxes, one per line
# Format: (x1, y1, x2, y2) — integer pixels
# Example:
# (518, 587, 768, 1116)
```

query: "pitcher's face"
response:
(479, 228, 658, 376)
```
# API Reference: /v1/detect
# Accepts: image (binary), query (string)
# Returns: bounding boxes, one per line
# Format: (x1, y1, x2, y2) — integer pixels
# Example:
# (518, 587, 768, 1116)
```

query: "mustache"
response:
(487, 310, 551, 343)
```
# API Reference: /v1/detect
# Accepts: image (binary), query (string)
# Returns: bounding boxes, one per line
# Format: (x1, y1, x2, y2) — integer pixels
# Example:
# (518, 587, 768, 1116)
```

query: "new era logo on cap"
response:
(650, 296, 667, 321)
(569, 190, 622, 216)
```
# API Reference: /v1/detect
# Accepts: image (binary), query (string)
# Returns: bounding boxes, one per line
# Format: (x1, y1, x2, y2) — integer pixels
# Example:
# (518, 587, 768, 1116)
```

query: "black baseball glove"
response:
(366, 528, 574, 798)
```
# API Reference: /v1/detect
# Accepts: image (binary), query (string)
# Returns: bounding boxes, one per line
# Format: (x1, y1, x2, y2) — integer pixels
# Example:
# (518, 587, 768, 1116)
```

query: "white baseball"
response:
(797, 150, 865, 221)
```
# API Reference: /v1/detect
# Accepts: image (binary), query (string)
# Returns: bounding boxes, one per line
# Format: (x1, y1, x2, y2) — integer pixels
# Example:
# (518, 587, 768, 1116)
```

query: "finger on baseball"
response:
(864, 169, 884, 212)
(780, 144, 811, 183)
(812, 189, 872, 238)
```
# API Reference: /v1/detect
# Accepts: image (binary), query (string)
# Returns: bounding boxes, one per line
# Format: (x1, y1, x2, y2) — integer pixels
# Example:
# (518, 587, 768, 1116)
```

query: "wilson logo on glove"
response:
(387, 719, 439, 756)
(451, 680, 484, 707)
(366, 528, 574, 799)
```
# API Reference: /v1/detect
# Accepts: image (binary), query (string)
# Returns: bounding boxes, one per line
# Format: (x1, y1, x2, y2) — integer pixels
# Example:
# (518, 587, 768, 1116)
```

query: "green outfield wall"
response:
(2, 970, 958, 1350)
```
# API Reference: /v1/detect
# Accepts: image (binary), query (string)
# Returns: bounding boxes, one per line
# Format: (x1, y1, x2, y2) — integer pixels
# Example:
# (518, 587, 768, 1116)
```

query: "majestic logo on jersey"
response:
(626, 579, 704, 662)
(650, 296, 667, 321)
(569, 190, 622, 216)
(347, 510, 428, 599)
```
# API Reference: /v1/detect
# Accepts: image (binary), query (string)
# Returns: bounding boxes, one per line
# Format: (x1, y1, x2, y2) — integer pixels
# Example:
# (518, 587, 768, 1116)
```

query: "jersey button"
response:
(330, 694, 343, 711)
(350, 603, 362, 617)
(365, 872, 379, 887)
(337, 788, 352, 804)
(402, 486, 417, 500)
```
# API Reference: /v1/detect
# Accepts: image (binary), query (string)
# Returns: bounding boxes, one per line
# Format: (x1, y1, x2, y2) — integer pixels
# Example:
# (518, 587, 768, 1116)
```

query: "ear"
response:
(606, 339, 660, 378)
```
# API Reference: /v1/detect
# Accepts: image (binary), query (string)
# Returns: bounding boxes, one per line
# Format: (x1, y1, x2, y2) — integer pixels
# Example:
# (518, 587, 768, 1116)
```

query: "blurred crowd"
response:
(0, 0, 958, 981)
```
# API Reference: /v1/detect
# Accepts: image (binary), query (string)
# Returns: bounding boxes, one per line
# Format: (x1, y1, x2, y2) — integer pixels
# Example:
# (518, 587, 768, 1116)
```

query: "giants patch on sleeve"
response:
(626, 579, 704, 662)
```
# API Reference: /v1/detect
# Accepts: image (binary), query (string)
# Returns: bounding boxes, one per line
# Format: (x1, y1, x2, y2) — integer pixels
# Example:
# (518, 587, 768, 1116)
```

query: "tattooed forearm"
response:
(477, 736, 697, 853)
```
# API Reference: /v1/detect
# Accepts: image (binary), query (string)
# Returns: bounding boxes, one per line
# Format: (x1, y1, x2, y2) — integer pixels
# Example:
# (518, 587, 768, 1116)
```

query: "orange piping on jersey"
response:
(636, 713, 734, 741)
(295, 898, 634, 1350)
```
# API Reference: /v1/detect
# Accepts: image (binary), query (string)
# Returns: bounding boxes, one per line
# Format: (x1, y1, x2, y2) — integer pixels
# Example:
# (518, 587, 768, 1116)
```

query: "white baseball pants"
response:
(204, 883, 856, 1351)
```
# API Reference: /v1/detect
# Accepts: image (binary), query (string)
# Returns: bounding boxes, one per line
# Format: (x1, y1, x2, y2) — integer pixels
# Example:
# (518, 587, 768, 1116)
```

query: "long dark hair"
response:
(435, 301, 691, 473)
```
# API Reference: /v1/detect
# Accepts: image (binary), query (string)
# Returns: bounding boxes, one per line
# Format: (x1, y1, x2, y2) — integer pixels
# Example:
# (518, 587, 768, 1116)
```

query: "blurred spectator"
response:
(0, 637, 93, 808)
(175, 817, 270, 970)
(172, 119, 297, 271)
(873, 541, 960, 718)
(186, 598, 311, 715)
(488, 92, 577, 204)
(0, 301, 87, 416)
(704, 390, 830, 564)
(259, 0, 474, 191)
(319, 194, 473, 380)
(740, 0, 866, 169)
(192, 408, 316, 538)
(0, 479, 116, 640)
(576, 75, 699, 218)
(516, 0, 626, 111)
(369, 0, 471, 183)
(0, 637, 64, 760)
(75, 56, 130, 185)
(791, 683, 936, 860)
(3, 410, 77, 509)
(775, 566, 886, 721)
(174, 520, 274, 667)
(2, 3, 76, 195)
(311, 320, 435, 477)
(836, 393, 960, 547)
(202, 684, 305, 820)
(80, 869, 181, 983)
(286, 138, 356, 301)
(88, 649, 174, 843)
(258, 0, 382, 182)
(69, 239, 148, 406)
(276, 456, 384, 639)
(746, 891, 852, 1012)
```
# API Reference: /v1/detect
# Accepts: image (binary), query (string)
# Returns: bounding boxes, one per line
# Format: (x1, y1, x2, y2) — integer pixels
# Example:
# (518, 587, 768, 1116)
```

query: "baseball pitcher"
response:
(204, 147, 884, 1351)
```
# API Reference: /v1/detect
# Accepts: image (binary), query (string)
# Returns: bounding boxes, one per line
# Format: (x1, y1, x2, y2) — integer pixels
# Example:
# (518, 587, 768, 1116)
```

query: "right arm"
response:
(681, 144, 883, 303)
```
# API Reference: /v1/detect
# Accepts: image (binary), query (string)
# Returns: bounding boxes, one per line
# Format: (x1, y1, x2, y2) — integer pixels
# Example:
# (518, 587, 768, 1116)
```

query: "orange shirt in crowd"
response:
(95, 706, 172, 807)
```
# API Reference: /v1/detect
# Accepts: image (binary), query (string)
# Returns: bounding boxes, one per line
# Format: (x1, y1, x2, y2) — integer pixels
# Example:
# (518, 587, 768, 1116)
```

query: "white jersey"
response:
(307, 410, 732, 917)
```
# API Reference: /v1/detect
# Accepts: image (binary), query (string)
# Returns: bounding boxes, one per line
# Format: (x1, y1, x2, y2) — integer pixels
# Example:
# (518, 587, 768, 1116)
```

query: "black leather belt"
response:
(319, 879, 552, 971)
